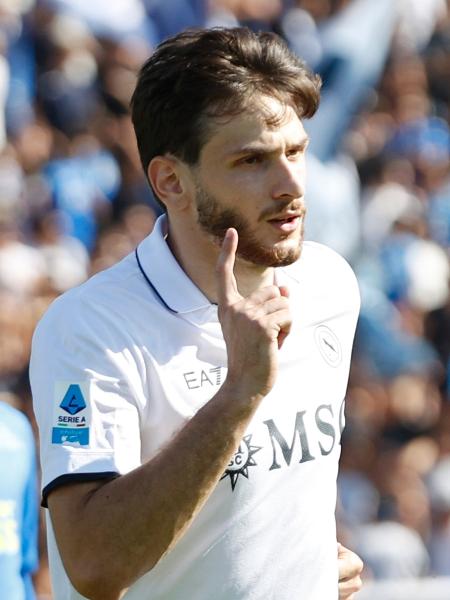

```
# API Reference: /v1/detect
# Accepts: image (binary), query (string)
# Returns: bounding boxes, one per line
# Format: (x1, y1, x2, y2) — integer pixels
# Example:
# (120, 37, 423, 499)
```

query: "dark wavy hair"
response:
(131, 27, 321, 174)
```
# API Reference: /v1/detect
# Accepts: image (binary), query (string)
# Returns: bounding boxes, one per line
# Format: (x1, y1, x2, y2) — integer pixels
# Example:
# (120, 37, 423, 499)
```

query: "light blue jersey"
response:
(0, 401, 38, 600)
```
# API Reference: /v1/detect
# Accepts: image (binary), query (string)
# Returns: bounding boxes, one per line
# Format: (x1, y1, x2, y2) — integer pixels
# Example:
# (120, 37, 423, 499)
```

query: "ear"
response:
(147, 156, 191, 211)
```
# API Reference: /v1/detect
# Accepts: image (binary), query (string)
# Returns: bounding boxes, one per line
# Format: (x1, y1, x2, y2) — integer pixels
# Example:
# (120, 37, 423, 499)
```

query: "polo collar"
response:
(135, 214, 212, 314)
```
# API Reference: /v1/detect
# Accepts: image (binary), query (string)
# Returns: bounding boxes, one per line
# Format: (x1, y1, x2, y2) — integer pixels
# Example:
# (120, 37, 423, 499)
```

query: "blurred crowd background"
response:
(0, 0, 449, 598)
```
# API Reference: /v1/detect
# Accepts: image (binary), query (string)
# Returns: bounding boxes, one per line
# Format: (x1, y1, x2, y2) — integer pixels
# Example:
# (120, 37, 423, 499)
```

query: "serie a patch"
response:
(52, 382, 91, 446)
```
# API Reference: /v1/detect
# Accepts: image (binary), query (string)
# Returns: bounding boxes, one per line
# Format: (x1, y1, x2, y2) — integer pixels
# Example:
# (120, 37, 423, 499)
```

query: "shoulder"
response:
(33, 253, 141, 347)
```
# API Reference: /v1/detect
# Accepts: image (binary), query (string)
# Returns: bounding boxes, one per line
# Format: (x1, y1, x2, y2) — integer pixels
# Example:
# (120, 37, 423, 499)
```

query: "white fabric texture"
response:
(31, 215, 360, 600)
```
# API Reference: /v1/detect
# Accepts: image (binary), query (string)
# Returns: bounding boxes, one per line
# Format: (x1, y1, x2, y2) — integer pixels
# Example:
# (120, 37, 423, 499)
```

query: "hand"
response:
(338, 543, 363, 599)
(216, 228, 291, 398)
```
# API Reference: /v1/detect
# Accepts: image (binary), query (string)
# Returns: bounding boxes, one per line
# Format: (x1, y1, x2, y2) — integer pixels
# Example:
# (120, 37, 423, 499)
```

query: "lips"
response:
(268, 213, 300, 222)
(267, 214, 301, 233)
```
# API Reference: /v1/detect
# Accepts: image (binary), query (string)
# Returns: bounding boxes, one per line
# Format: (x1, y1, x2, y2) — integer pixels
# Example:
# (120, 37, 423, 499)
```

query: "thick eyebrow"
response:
(228, 136, 310, 158)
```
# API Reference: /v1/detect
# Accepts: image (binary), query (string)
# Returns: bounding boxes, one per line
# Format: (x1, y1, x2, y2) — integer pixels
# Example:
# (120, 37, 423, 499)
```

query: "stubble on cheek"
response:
(195, 187, 303, 267)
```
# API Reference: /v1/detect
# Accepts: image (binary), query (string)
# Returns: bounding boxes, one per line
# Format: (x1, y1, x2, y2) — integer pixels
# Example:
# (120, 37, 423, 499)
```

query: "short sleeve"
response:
(30, 292, 145, 504)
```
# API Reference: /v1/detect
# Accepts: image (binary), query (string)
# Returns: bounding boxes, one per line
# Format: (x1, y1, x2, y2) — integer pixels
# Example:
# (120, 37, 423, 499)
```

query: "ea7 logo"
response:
(183, 367, 223, 390)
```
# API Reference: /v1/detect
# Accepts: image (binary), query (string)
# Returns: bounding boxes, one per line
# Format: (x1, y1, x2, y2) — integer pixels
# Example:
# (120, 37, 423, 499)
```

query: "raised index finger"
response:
(216, 228, 241, 306)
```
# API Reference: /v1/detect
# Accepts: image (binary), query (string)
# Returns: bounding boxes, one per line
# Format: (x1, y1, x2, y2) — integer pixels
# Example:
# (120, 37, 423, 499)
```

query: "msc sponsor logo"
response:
(221, 434, 262, 491)
(222, 399, 345, 491)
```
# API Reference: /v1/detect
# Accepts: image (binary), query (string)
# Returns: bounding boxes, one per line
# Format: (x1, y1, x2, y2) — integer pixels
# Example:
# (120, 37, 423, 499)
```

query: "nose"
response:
(270, 156, 305, 201)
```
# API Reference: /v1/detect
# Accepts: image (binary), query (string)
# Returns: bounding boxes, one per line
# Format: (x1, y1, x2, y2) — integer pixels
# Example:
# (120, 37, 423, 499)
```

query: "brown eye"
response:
(242, 154, 263, 165)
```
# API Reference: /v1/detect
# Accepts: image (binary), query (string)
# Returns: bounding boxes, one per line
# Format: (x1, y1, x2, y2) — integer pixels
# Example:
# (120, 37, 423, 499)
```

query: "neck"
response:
(166, 216, 274, 303)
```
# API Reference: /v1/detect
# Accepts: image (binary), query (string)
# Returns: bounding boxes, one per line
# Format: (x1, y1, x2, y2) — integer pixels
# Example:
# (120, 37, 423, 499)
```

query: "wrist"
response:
(218, 376, 267, 410)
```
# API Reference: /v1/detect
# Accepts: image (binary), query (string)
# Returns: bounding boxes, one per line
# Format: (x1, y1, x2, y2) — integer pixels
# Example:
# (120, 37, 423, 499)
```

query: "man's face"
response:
(192, 96, 308, 268)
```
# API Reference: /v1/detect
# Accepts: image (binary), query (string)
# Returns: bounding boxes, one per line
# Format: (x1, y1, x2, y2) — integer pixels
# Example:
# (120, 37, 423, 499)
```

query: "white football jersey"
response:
(31, 215, 360, 600)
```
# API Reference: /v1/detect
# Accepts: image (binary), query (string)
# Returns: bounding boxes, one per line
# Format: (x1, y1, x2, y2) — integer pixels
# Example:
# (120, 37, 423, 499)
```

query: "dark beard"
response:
(195, 186, 302, 267)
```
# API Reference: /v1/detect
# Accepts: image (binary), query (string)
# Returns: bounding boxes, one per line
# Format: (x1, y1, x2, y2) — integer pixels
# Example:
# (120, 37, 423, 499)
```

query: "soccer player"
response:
(0, 399, 39, 600)
(31, 27, 362, 600)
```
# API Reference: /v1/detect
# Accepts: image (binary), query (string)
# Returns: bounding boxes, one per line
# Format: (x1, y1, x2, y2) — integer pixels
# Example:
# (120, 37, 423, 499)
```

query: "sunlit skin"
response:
(160, 96, 309, 302)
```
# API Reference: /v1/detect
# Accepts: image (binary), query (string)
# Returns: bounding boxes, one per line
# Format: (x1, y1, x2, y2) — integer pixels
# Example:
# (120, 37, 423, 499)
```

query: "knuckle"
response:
(231, 302, 257, 324)
(239, 303, 255, 320)
(254, 315, 267, 330)
(268, 285, 281, 298)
